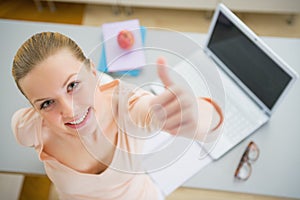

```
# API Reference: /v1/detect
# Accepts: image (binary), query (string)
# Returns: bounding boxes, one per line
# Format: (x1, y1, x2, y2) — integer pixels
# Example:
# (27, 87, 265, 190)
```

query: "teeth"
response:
(69, 109, 89, 125)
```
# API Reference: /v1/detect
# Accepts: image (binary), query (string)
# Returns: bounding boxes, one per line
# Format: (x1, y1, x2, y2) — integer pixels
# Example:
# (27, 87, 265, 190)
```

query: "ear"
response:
(90, 60, 98, 77)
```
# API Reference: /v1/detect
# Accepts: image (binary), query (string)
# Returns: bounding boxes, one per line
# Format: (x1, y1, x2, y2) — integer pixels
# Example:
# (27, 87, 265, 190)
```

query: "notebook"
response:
(101, 19, 146, 73)
(150, 3, 298, 162)
(98, 25, 147, 76)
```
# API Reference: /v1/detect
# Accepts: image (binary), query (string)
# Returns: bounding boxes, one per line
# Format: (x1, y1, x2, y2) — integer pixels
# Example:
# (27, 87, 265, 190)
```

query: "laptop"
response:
(150, 3, 299, 160)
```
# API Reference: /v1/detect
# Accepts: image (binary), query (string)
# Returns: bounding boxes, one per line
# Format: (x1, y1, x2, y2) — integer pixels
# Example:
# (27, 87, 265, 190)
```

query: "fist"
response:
(150, 58, 199, 137)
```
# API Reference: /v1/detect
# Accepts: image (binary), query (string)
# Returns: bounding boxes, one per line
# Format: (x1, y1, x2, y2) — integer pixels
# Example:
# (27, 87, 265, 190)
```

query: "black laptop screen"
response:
(207, 12, 292, 110)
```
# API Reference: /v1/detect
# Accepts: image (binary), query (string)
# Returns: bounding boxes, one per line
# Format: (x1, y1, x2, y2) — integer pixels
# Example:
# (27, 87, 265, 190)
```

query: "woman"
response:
(11, 32, 223, 199)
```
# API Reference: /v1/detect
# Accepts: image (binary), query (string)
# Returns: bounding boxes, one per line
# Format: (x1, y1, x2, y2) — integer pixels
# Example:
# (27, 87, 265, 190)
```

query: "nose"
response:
(59, 97, 74, 118)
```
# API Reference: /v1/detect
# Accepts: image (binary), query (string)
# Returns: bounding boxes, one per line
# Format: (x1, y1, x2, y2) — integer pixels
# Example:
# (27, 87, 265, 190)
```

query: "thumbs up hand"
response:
(150, 57, 199, 137)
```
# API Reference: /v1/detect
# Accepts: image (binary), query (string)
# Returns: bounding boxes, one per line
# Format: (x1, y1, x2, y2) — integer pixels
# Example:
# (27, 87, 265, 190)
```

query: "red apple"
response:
(117, 30, 134, 50)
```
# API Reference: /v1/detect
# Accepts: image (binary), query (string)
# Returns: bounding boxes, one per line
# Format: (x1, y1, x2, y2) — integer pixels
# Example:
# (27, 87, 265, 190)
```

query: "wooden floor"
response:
(0, 0, 84, 24)
(1, 0, 299, 199)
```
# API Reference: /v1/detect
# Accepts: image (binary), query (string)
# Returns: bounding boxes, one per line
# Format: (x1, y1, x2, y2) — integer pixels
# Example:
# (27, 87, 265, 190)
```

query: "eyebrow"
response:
(33, 73, 78, 104)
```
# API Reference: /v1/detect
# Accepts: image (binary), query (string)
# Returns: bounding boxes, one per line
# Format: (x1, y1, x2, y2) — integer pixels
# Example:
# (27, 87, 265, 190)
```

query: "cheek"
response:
(42, 111, 62, 127)
(74, 83, 97, 105)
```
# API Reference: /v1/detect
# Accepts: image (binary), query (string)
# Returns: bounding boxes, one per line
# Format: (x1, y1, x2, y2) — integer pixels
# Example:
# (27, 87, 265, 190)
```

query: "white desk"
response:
(1, 19, 300, 199)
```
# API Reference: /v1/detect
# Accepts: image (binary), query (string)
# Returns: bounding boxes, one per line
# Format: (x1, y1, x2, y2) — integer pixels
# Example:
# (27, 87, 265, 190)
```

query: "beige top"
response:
(11, 80, 163, 200)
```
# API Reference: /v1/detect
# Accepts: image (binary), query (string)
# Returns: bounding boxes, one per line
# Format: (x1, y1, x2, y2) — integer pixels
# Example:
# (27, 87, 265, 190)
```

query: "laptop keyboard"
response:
(205, 68, 269, 158)
(223, 97, 259, 144)
(221, 72, 259, 140)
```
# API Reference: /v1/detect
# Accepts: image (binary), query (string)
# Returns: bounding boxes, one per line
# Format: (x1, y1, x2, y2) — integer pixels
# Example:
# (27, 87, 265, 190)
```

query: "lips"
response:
(65, 108, 91, 129)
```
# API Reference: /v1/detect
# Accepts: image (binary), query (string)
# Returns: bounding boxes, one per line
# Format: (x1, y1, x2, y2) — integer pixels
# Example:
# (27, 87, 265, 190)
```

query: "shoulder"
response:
(11, 107, 41, 147)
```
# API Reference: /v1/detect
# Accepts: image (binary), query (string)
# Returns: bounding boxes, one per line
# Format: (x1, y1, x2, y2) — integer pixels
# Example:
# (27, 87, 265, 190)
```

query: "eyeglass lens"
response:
(235, 141, 259, 180)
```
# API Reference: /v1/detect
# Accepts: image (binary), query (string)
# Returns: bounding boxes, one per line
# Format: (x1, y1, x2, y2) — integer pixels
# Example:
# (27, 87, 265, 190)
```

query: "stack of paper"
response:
(99, 19, 146, 76)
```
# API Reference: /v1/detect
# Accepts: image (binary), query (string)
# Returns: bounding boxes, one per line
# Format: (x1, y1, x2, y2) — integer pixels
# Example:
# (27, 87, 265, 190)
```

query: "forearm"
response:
(129, 90, 223, 143)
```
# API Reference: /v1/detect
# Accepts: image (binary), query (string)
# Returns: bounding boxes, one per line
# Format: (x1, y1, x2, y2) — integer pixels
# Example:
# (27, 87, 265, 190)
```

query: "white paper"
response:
(143, 134, 212, 196)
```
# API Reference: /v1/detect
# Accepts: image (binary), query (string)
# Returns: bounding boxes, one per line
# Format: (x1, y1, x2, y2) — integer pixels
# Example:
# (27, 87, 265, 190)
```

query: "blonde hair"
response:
(12, 32, 88, 95)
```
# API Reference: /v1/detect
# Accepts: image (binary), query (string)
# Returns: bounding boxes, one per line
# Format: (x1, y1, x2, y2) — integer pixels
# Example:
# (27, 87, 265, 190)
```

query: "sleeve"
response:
(201, 97, 223, 132)
(194, 97, 224, 142)
(11, 107, 41, 147)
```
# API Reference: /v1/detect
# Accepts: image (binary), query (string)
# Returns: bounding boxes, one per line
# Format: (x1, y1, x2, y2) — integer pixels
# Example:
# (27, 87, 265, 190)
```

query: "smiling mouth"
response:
(65, 108, 90, 128)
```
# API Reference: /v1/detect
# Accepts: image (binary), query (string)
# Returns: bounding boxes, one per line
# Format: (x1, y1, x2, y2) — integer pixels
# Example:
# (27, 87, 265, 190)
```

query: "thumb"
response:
(157, 57, 173, 87)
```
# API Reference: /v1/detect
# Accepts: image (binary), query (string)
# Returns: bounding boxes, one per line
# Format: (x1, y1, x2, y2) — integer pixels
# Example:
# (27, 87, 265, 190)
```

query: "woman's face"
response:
(19, 48, 100, 135)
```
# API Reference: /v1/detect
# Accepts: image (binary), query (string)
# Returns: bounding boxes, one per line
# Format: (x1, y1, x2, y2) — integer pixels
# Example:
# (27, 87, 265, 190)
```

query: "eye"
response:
(67, 81, 80, 93)
(40, 99, 54, 110)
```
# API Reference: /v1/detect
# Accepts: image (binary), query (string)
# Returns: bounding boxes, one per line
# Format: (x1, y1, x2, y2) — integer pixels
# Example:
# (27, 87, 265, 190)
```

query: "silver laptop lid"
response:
(204, 3, 298, 116)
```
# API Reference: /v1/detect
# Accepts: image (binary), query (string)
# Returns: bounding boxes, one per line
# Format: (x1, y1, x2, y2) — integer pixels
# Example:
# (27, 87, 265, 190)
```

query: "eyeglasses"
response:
(234, 141, 259, 181)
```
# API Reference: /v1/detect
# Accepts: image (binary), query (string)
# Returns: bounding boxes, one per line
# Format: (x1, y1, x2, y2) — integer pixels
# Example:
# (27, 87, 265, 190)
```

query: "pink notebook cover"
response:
(102, 19, 146, 72)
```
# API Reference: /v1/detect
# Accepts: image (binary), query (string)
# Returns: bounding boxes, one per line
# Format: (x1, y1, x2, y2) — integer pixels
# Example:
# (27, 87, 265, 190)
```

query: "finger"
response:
(163, 111, 191, 134)
(157, 57, 173, 87)
(163, 95, 190, 117)
(151, 85, 178, 106)
(158, 93, 190, 118)
(164, 109, 184, 127)
(168, 121, 194, 136)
